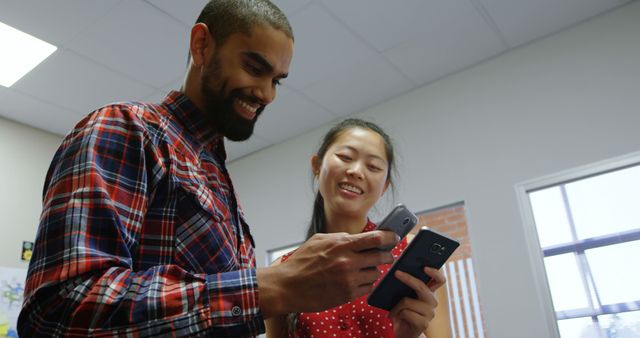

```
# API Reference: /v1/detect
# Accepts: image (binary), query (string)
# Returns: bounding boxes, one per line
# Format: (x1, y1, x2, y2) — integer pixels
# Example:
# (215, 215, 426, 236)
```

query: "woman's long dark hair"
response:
(287, 118, 397, 335)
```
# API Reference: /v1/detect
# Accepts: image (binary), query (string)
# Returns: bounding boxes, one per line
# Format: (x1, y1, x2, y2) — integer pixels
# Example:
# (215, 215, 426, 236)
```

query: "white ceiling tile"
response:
(12, 50, 156, 115)
(66, 1, 190, 88)
(383, 0, 506, 86)
(145, 79, 183, 103)
(1, 0, 627, 153)
(0, 0, 121, 46)
(320, 0, 448, 52)
(145, 0, 208, 27)
(163, 78, 184, 93)
(145, 90, 170, 104)
(301, 54, 413, 116)
(285, 4, 376, 89)
(225, 134, 271, 162)
(271, 0, 314, 16)
(479, 0, 623, 46)
(255, 86, 336, 144)
(0, 87, 81, 136)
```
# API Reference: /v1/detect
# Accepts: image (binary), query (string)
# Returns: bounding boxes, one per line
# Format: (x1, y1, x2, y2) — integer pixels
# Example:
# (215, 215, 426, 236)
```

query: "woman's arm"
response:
(264, 257, 290, 338)
(265, 315, 289, 338)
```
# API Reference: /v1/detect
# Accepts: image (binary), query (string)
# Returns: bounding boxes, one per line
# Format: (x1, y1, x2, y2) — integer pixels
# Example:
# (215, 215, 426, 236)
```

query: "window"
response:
(517, 152, 640, 338)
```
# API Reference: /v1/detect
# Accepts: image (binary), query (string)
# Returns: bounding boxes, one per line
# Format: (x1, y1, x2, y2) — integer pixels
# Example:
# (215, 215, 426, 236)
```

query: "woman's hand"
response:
(388, 267, 446, 338)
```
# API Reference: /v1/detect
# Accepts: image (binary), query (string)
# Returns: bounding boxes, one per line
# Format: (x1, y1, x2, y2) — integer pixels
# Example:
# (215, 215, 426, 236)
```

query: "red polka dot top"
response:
(280, 220, 408, 338)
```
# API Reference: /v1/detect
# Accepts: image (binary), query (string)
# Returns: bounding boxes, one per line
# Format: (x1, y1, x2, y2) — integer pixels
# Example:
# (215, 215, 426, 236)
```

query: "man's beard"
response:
(200, 57, 264, 141)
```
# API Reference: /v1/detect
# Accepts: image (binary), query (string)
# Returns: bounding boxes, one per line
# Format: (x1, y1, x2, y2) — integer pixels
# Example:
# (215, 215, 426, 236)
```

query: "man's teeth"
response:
(238, 99, 257, 113)
(339, 183, 363, 194)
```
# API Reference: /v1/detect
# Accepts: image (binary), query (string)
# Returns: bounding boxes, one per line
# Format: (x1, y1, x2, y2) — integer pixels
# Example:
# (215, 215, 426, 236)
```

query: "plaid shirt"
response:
(19, 91, 264, 337)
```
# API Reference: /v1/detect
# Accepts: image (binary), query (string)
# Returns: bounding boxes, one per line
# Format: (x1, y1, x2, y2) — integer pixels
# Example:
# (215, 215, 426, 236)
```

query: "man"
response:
(19, 1, 442, 337)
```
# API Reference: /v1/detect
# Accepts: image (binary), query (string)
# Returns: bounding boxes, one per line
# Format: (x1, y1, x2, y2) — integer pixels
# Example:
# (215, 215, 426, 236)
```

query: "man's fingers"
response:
(349, 230, 398, 252)
(353, 266, 382, 286)
(354, 249, 395, 269)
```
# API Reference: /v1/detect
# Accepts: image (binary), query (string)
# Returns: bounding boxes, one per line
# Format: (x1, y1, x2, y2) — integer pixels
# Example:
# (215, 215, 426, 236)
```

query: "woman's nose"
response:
(346, 163, 364, 180)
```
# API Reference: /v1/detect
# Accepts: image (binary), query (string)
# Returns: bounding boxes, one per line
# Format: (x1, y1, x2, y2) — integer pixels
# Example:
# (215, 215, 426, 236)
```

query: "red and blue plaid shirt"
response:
(19, 91, 264, 337)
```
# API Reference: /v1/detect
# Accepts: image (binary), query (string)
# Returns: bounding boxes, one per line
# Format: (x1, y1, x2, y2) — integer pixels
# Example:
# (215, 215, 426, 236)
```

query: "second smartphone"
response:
(375, 204, 418, 250)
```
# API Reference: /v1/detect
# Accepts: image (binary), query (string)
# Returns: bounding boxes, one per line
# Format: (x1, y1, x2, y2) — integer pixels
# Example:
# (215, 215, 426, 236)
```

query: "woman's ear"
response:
(311, 155, 321, 177)
(190, 23, 214, 67)
(382, 179, 390, 195)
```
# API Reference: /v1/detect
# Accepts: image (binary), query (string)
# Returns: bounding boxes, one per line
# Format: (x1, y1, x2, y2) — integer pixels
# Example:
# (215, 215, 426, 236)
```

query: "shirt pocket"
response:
(168, 148, 238, 273)
(169, 147, 221, 221)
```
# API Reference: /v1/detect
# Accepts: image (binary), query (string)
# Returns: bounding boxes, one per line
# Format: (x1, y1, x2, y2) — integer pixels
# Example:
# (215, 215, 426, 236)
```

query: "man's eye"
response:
(273, 79, 282, 86)
(246, 65, 262, 75)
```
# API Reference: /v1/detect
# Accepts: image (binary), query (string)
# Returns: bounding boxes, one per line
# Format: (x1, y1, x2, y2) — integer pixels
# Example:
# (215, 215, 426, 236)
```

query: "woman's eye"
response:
(337, 154, 352, 161)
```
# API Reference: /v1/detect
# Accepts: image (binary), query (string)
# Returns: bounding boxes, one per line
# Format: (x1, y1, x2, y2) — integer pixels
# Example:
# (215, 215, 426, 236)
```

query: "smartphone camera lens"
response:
(431, 243, 444, 255)
(402, 217, 410, 225)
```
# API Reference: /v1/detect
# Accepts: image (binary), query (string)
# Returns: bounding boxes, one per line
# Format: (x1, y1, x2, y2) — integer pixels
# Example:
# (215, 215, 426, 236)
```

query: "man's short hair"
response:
(196, 0, 294, 45)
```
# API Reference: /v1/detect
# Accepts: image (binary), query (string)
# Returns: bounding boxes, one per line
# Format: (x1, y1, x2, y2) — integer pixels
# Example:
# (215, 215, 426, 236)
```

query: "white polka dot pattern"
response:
(281, 221, 409, 338)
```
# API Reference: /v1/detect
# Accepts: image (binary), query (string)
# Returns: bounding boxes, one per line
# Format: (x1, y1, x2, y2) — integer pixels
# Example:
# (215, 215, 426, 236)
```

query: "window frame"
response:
(515, 150, 640, 338)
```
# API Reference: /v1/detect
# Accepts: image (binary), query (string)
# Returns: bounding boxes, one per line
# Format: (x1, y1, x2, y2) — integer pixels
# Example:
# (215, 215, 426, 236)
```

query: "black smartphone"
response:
(367, 227, 460, 311)
(375, 204, 418, 250)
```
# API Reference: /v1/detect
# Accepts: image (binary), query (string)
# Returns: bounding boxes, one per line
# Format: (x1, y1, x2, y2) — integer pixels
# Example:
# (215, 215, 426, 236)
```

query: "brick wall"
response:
(413, 203, 486, 338)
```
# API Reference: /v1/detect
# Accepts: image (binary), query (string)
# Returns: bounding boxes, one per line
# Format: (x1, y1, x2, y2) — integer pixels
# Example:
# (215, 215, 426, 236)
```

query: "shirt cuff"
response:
(206, 268, 265, 336)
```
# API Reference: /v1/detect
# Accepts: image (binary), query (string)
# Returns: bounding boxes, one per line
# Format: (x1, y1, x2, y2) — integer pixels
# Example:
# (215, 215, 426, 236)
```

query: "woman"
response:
(266, 118, 451, 338)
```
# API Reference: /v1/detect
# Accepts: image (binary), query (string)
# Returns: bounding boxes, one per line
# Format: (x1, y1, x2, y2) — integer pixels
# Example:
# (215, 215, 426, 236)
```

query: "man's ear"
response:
(311, 155, 321, 176)
(190, 23, 214, 67)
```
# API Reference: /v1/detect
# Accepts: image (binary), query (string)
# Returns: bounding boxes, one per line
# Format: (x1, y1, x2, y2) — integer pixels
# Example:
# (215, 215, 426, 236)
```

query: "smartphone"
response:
(367, 227, 460, 311)
(375, 204, 418, 250)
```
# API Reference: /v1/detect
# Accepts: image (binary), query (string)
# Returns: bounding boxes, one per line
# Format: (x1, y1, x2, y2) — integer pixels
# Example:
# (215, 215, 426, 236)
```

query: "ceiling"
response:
(0, 0, 631, 161)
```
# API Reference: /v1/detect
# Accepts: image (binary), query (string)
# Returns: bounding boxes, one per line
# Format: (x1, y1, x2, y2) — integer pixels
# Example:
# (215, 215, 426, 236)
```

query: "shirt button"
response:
(231, 306, 242, 317)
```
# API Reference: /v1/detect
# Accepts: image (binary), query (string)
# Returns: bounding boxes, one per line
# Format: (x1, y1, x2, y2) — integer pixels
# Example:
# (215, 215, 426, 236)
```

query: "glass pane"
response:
(529, 186, 573, 247)
(599, 310, 640, 338)
(566, 165, 640, 239)
(544, 253, 590, 311)
(585, 241, 640, 305)
(557, 317, 603, 338)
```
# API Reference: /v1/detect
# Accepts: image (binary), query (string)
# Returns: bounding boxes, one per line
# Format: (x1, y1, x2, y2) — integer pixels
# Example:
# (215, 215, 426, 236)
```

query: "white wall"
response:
(0, 117, 62, 269)
(228, 2, 640, 338)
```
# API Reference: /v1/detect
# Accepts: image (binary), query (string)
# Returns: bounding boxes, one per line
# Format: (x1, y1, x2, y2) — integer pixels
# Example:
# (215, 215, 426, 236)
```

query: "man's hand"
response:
(257, 230, 398, 318)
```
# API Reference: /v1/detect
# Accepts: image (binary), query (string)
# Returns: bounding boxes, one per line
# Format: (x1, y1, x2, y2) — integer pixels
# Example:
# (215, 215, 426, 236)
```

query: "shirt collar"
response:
(163, 90, 225, 157)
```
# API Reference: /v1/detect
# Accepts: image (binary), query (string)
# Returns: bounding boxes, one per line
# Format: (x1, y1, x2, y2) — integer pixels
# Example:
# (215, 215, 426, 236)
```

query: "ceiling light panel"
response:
(0, 21, 57, 87)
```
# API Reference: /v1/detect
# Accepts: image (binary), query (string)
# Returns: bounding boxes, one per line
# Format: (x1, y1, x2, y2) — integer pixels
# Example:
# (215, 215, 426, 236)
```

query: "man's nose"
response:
(252, 80, 275, 105)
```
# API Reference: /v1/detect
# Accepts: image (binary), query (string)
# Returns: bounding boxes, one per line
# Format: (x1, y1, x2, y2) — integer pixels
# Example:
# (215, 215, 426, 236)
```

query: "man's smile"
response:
(234, 97, 260, 120)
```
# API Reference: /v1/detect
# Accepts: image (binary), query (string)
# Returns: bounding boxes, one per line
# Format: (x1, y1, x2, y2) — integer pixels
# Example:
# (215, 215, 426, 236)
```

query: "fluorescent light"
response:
(0, 21, 57, 87)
